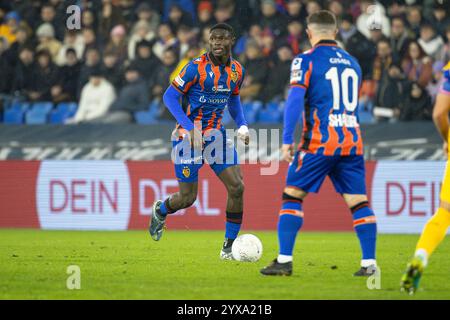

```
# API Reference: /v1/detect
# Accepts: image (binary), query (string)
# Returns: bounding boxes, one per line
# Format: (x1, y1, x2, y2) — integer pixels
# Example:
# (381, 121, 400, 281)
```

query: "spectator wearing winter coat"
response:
(401, 41, 433, 89)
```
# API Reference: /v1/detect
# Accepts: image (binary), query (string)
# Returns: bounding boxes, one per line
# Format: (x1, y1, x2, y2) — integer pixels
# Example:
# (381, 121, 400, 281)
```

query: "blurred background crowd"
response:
(0, 0, 449, 125)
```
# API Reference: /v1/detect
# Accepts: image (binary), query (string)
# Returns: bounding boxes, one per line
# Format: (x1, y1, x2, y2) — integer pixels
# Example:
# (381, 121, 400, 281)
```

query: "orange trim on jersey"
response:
(215, 116, 222, 129)
(291, 84, 307, 89)
(184, 75, 198, 93)
(304, 61, 313, 88)
(279, 209, 304, 218)
(307, 109, 323, 153)
(186, 104, 191, 117)
(356, 127, 364, 155)
(353, 216, 376, 227)
(198, 62, 207, 91)
(295, 154, 304, 172)
(207, 110, 217, 130)
(323, 125, 340, 155)
(341, 126, 354, 155)
(212, 66, 220, 90)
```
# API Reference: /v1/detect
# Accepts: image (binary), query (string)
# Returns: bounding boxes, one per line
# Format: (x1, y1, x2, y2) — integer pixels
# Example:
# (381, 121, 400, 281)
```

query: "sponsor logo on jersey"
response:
(329, 57, 351, 65)
(292, 58, 302, 70)
(199, 95, 228, 104)
(212, 85, 231, 93)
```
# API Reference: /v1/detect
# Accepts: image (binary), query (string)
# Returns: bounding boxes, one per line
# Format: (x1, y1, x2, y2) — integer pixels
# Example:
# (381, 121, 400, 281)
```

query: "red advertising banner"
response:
(0, 160, 379, 231)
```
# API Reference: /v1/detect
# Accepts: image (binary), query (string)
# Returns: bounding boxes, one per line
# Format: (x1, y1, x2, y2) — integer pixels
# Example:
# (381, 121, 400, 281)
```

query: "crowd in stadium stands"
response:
(0, 0, 449, 124)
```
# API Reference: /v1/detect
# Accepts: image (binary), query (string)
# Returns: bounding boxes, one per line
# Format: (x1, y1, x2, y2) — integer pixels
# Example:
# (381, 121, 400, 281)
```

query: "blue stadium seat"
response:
(257, 102, 283, 123)
(135, 110, 158, 124)
(25, 102, 54, 124)
(3, 101, 30, 124)
(243, 101, 262, 124)
(49, 102, 78, 124)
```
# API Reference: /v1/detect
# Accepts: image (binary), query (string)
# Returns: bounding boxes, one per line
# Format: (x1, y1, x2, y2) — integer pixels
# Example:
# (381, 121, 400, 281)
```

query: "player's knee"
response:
(227, 180, 245, 198)
(344, 194, 368, 209)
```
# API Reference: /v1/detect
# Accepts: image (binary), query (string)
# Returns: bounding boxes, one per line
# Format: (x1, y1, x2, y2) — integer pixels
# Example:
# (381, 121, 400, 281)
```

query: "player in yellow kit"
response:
(401, 61, 450, 294)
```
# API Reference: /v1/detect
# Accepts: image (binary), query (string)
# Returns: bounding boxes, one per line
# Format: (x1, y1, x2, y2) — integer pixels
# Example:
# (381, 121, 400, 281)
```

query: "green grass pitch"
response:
(0, 229, 449, 300)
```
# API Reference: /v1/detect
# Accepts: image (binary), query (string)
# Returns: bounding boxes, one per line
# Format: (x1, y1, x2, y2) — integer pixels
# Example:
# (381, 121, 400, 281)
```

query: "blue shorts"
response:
(286, 151, 367, 194)
(172, 129, 238, 183)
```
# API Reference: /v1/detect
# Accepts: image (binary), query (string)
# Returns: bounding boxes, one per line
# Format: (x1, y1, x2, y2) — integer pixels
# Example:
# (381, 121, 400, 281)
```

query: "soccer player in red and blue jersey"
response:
(261, 11, 378, 276)
(149, 23, 250, 260)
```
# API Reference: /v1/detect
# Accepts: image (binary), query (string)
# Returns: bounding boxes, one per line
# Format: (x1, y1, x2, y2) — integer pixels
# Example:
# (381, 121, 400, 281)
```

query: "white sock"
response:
(361, 259, 377, 268)
(414, 249, 428, 267)
(277, 254, 293, 263)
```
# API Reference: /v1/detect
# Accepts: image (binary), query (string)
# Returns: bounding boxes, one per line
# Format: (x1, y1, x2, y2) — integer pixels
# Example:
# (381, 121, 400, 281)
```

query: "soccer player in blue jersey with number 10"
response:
(148, 23, 250, 260)
(261, 11, 378, 277)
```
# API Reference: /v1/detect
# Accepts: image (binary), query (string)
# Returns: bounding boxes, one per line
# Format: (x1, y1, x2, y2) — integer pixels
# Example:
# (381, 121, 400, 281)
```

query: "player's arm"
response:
(163, 63, 202, 149)
(229, 68, 249, 145)
(282, 55, 310, 162)
(282, 86, 306, 162)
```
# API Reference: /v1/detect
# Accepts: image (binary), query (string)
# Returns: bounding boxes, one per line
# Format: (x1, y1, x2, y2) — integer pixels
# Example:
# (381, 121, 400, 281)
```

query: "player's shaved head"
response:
(307, 10, 337, 35)
(306, 10, 338, 46)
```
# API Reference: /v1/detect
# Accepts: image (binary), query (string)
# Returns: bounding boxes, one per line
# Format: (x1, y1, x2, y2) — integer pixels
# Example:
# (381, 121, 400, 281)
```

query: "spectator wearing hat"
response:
(103, 64, 150, 123)
(339, 13, 375, 79)
(98, 0, 126, 44)
(28, 49, 60, 101)
(197, 1, 216, 31)
(262, 42, 293, 102)
(57, 48, 81, 102)
(69, 67, 116, 124)
(259, 0, 288, 38)
(128, 20, 156, 61)
(0, 11, 22, 45)
(153, 23, 178, 61)
(168, 4, 194, 33)
(164, 0, 196, 23)
(429, 3, 450, 38)
(36, 3, 63, 41)
(105, 24, 128, 64)
(134, 2, 160, 36)
(133, 40, 159, 84)
(418, 23, 444, 61)
(35, 22, 62, 62)
(401, 40, 433, 89)
(101, 50, 123, 91)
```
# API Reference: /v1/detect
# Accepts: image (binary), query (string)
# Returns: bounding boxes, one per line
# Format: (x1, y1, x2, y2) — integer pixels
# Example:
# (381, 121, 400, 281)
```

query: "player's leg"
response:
(261, 152, 331, 276)
(401, 162, 450, 294)
(329, 155, 377, 276)
(216, 165, 245, 259)
(149, 138, 201, 241)
(149, 182, 198, 241)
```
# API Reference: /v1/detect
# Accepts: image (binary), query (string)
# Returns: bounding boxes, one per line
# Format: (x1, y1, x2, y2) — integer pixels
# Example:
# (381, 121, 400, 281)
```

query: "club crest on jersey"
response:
(182, 166, 190, 178)
(231, 70, 239, 83)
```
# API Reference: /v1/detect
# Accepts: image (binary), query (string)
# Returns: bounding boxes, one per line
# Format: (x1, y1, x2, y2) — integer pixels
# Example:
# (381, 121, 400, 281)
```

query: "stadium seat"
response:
(49, 102, 78, 124)
(243, 101, 262, 124)
(25, 102, 54, 124)
(257, 102, 283, 123)
(3, 101, 30, 124)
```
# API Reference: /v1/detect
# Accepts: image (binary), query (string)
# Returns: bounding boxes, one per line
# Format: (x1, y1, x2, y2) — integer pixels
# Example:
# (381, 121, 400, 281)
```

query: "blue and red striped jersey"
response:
(171, 52, 245, 132)
(290, 39, 364, 156)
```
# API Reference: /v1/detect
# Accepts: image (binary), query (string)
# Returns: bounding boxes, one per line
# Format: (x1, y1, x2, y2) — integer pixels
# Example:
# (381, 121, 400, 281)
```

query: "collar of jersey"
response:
(206, 52, 232, 67)
(314, 39, 338, 47)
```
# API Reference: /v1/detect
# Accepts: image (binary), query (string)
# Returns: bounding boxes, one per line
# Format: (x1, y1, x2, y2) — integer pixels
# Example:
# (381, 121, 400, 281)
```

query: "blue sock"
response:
(158, 198, 174, 217)
(278, 200, 304, 256)
(352, 203, 377, 260)
(225, 211, 243, 241)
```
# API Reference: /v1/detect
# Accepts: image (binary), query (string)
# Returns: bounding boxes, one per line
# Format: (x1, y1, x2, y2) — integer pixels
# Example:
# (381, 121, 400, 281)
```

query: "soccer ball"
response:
(231, 234, 263, 262)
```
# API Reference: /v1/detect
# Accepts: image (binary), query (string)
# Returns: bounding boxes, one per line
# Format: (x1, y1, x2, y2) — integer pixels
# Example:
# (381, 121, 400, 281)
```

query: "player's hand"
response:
(189, 127, 204, 151)
(237, 125, 250, 145)
(281, 144, 295, 163)
(444, 142, 448, 160)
